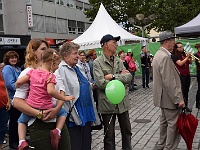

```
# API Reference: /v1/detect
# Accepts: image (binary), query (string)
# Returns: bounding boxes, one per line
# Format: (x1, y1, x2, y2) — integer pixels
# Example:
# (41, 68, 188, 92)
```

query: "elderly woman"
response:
(58, 42, 100, 150)
(13, 39, 70, 150)
(2, 51, 21, 149)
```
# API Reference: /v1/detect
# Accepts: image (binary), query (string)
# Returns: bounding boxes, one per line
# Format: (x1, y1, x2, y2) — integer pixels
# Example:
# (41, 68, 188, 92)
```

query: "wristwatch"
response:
(36, 110, 43, 119)
(112, 74, 115, 80)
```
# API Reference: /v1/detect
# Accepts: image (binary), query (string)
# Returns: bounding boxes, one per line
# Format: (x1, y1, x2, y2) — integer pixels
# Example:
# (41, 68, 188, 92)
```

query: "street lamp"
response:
(129, 14, 156, 38)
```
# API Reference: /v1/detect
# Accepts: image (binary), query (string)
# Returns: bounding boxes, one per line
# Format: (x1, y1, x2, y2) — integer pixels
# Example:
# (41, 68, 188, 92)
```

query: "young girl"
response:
(16, 48, 74, 150)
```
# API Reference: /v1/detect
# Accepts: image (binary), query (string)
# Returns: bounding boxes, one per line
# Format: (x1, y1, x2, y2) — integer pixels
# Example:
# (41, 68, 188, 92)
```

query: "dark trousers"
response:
(180, 74, 190, 106)
(101, 111, 132, 150)
(29, 119, 70, 150)
(8, 106, 21, 147)
(68, 122, 92, 150)
(196, 71, 200, 108)
(142, 67, 149, 87)
(129, 71, 135, 90)
(0, 107, 8, 143)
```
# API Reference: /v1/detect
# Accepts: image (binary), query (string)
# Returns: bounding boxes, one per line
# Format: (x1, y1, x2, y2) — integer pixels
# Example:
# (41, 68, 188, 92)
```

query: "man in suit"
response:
(153, 31, 185, 150)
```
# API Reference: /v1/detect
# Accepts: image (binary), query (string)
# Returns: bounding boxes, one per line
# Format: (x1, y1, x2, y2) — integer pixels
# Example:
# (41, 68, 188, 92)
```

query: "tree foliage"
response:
(85, 0, 200, 33)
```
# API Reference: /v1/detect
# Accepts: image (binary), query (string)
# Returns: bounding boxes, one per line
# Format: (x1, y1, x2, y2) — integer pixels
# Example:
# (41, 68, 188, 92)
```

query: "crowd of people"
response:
(0, 31, 200, 150)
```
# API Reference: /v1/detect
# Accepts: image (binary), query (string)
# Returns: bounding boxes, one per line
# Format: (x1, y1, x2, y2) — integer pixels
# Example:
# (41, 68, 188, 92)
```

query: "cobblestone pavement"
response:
(2, 77, 200, 150)
(91, 77, 200, 150)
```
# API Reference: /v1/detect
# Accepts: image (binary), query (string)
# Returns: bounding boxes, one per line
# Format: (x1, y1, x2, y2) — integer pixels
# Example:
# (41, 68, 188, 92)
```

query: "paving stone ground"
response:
(2, 77, 200, 150)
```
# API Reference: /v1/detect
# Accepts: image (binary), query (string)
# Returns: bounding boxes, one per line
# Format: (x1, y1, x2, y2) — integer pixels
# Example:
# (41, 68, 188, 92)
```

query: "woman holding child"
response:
(13, 39, 71, 150)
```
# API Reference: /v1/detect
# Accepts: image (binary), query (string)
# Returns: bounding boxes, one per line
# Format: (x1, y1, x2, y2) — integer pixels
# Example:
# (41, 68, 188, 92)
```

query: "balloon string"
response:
(98, 106, 117, 150)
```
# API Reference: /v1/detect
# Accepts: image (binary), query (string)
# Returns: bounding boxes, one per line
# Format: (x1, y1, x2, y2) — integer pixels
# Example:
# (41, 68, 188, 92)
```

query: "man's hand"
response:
(104, 74, 113, 80)
(42, 108, 57, 121)
(120, 69, 129, 74)
(178, 100, 185, 108)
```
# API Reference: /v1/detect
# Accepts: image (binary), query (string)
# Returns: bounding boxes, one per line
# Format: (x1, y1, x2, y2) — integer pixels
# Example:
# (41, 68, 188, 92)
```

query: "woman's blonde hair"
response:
(25, 39, 49, 69)
(59, 42, 80, 59)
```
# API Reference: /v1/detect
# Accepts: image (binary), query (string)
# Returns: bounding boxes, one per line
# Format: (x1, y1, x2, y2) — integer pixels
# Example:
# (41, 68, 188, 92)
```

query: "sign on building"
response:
(27, 6, 33, 28)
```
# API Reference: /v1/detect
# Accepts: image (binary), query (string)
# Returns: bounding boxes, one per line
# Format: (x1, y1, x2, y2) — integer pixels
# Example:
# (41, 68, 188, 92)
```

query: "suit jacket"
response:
(153, 47, 183, 109)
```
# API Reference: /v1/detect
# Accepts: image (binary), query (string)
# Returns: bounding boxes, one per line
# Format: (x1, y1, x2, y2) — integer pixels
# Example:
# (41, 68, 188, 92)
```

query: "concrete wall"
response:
(3, 0, 28, 35)
(3, 0, 91, 40)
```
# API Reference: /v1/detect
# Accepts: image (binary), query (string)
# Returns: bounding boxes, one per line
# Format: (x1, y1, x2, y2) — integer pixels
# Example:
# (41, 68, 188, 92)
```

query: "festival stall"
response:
(72, 3, 146, 50)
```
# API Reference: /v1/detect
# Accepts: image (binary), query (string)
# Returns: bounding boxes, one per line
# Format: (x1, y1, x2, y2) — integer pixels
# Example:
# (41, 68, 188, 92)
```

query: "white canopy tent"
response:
(72, 3, 146, 50)
(174, 13, 200, 37)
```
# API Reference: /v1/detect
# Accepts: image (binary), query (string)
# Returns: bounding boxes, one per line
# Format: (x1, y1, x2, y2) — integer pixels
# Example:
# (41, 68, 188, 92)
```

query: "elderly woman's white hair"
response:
(59, 42, 80, 59)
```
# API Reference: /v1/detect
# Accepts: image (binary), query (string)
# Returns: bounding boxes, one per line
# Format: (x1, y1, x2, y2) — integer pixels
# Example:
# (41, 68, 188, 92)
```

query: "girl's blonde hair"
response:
(25, 39, 49, 69)
(42, 48, 61, 83)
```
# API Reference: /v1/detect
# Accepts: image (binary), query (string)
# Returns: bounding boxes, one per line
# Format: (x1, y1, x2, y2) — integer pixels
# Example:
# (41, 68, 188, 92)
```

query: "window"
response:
(56, 0, 64, 5)
(66, 0, 74, 8)
(77, 21, 84, 34)
(0, 0, 2, 10)
(57, 18, 68, 33)
(32, 15, 45, 32)
(44, 0, 55, 3)
(85, 23, 91, 30)
(84, 3, 91, 11)
(0, 14, 4, 33)
(68, 20, 76, 34)
(76, 1, 83, 10)
(45, 16, 56, 33)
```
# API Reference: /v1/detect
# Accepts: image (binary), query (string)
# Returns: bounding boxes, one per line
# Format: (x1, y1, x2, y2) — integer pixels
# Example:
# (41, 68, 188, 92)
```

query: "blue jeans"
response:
(0, 107, 8, 144)
(18, 106, 67, 124)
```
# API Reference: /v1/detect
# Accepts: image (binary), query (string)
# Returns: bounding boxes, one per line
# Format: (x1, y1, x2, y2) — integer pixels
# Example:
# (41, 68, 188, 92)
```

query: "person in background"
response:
(77, 51, 94, 84)
(0, 63, 4, 72)
(93, 34, 132, 150)
(87, 49, 97, 79)
(125, 49, 137, 91)
(149, 52, 154, 80)
(13, 39, 71, 150)
(153, 31, 184, 149)
(2, 51, 21, 149)
(58, 42, 100, 150)
(171, 42, 192, 111)
(0, 63, 11, 150)
(140, 46, 151, 88)
(118, 50, 128, 69)
(194, 43, 200, 109)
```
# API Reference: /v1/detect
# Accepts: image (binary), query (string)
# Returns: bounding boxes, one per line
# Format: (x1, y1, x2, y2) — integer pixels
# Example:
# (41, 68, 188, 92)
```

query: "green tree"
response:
(85, 0, 200, 34)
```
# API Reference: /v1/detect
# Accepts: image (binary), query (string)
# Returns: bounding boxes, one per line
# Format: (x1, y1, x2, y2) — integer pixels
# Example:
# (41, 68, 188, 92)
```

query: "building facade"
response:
(1, 0, 92, 45)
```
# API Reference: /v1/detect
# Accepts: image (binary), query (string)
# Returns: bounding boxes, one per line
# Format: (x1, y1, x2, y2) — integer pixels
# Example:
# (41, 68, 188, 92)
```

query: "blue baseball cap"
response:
(100, 34, 120, 47)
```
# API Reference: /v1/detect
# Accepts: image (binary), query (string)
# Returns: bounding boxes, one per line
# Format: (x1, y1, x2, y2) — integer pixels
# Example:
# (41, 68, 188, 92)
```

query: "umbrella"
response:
(176, 109, 199, 150)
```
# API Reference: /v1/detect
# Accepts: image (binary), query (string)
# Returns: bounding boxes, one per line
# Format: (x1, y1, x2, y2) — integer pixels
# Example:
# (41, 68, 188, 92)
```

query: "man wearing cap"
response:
(153, 31, 185, 149)
(93, 34, 132, 150)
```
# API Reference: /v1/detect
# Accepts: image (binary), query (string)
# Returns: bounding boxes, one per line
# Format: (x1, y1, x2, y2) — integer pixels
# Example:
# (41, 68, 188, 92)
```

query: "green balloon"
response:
(105, 80, 126, 104)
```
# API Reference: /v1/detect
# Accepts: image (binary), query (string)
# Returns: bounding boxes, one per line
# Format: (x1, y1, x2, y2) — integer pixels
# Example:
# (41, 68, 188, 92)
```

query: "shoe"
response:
(143, 86, 145, 88)
(3, 140, 6, 144)
(133, 83, 137, 86)
(50, 129, 61, 150)
(9, 143, 18, 149)
(133, 87, 137, 90)
(17, 141, 29, 150)
(146, 85, 149, 88)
